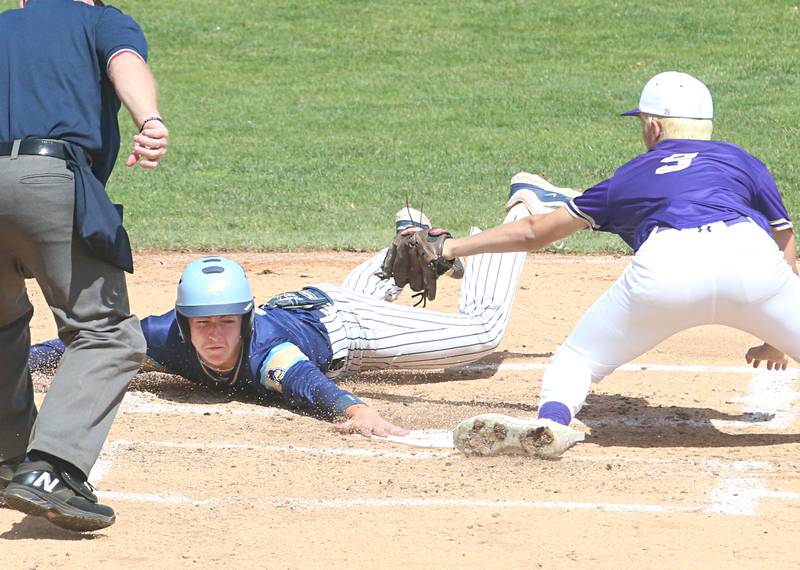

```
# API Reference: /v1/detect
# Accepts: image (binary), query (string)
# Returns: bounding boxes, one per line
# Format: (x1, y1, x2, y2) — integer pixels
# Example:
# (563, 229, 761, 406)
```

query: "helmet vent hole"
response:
(202, 266, 225, 274)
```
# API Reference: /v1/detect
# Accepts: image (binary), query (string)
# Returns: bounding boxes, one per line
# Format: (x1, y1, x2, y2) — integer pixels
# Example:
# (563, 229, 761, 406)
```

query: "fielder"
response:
(26, 205, 533, 437)
(383, 71, 798, 458)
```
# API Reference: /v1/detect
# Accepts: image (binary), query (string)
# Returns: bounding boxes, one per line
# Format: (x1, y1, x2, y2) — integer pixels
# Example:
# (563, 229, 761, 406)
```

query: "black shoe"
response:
(3, 460, 115, 531)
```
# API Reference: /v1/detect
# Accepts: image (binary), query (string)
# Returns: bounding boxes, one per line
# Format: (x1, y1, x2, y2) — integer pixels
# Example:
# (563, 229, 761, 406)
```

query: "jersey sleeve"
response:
(751, 161, 792, 231)
(257, 342, 363, 416)
(95, 7, 149, 74)
(567, 178, 612, 230)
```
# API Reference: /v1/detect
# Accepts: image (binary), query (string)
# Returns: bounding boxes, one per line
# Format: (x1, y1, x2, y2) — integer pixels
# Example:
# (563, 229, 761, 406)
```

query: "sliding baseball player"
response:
(28, 204, 538, 437)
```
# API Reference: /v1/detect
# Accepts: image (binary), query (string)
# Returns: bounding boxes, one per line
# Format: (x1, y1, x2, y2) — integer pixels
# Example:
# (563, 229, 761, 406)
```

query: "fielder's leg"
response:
(536, 223, 760, 426)
(456, 230, 706, 459)
(536, 271, 695, 424)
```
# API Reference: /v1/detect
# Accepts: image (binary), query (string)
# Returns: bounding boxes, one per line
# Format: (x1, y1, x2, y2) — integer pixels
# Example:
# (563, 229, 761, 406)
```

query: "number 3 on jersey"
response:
(655, 152, 699, 175)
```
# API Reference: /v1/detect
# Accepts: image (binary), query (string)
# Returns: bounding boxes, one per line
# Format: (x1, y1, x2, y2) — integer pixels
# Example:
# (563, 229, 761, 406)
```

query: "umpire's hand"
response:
(127, 122, 169, 169)
(334, 404, 410, 437)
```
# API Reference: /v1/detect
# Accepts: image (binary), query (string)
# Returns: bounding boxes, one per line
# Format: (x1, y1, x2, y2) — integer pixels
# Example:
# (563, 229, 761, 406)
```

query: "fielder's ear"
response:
(651, 118, 664, 142)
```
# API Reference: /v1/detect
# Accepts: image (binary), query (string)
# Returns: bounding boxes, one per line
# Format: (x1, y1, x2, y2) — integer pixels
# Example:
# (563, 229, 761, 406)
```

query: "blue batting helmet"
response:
(175, 256, 255, 341)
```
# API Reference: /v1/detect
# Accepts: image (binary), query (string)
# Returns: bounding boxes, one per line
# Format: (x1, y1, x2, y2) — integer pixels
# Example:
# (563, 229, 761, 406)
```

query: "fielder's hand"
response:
(377, 228, 455, 306)
(333, 404, 410, 437)
(745, 343, 788, 371)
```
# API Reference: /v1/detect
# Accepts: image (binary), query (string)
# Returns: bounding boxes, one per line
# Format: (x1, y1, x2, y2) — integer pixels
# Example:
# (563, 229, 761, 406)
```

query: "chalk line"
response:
(90, 441, 800, 516)
(712, 369, 800, 430)
(452, 362, 794, 374)
(374, 429, 454, 448)
(108, 438, 450, 459)
(121, 391, 284, 417)
(96, 491, 696, 514)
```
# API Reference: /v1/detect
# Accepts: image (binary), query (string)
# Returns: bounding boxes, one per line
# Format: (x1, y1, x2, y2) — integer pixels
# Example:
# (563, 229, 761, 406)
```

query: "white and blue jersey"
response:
(567, 139, 791, 250)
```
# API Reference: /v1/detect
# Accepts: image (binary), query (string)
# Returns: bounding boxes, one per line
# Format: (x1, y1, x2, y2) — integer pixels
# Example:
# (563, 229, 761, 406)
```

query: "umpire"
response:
(0, 0, 168, 532)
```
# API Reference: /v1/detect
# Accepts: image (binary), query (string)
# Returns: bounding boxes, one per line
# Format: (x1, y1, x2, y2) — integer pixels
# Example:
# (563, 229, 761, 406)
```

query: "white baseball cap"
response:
(621, 71, 713, 119)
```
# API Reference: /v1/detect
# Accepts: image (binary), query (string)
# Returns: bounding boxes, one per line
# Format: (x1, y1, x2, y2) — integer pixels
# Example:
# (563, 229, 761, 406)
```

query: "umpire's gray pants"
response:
(0, 154, 145, 476)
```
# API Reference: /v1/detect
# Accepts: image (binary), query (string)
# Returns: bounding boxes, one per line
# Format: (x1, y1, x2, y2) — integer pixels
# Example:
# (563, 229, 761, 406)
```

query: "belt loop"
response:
(10, 139, 21, 160)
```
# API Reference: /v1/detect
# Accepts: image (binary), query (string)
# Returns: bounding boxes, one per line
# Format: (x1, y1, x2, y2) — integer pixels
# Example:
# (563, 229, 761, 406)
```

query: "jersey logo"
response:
(33, 472, 60, 493)
(655, 152, 698, 175)
(268, 368, 285, 384)
(259, 342, 309, 393)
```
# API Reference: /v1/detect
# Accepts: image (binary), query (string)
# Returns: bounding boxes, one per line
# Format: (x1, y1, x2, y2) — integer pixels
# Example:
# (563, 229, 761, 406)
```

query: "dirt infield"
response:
(3, 251, 800, 568)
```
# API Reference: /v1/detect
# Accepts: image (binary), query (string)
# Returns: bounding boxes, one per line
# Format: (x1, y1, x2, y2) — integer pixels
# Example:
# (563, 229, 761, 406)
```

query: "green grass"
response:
(100, 0, 799, 253)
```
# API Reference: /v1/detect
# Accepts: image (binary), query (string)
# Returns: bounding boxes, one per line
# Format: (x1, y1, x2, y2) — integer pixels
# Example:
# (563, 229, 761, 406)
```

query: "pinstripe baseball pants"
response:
(316, 204, 529, 376)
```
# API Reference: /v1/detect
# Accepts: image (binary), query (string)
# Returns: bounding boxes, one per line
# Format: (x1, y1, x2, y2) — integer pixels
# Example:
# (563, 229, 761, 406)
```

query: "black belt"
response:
(0, 139, 68, 161)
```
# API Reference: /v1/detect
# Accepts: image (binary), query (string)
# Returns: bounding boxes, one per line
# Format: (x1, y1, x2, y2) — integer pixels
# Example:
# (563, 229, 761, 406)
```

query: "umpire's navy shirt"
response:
(0, 0, 148, 184)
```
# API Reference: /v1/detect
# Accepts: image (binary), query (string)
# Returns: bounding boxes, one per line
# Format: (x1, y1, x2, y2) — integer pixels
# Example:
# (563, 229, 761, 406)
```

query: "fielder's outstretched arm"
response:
(442, 207, 588, 259)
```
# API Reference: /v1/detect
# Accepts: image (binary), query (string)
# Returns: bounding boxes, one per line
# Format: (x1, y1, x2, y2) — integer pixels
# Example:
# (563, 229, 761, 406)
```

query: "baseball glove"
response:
(377, 228, 455, 306)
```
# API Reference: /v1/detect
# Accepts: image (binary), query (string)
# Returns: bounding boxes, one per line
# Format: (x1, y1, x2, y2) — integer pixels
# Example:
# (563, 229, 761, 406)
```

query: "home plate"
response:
(372, 429, 454, 449)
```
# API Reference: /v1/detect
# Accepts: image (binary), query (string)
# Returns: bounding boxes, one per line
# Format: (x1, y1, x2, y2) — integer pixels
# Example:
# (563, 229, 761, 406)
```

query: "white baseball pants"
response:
(317, 204, 530, 376)
(540, 220, 800, 418)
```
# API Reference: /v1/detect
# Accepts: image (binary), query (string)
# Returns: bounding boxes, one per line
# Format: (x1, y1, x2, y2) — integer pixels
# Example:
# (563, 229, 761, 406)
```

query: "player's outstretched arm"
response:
(273, 358, 409, 435)
(442, 206, 588, 260)
(334, 404, 410, 437)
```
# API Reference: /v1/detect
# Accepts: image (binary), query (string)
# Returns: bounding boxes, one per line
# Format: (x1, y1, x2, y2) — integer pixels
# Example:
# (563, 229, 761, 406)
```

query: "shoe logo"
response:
(543, 192, 558, 199)
(33, 472, 60, 493)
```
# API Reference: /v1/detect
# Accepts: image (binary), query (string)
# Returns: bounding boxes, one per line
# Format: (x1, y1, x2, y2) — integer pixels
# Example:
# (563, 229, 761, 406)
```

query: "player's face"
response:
(188, 315, 244, 370)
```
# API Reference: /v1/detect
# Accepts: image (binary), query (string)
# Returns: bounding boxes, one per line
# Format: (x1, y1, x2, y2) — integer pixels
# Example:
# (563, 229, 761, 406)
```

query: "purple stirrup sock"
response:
(538, 401, 571, 426)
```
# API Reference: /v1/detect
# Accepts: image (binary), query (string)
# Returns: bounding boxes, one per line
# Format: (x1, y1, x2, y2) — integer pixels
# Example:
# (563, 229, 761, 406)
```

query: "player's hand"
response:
(745, 343, 788, 371)
(333, 404, 410, 437)
(127, 123, 169, 169)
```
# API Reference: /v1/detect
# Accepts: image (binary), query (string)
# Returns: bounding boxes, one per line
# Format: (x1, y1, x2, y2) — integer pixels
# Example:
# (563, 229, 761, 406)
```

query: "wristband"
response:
(334, 393, 364, 415)
(139, 116, 165, 132)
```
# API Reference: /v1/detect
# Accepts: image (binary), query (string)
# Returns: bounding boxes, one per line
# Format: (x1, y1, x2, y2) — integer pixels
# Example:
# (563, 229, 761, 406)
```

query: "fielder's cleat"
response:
(3, 460, 115, 532)
(453, 413, 585, 459)
(505, 172, 581, 215)
(394, 206, 464, 279)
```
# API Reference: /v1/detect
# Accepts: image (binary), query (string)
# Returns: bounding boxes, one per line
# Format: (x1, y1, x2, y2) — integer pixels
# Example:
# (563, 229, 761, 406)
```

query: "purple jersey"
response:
(567, 139, 791, 251)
